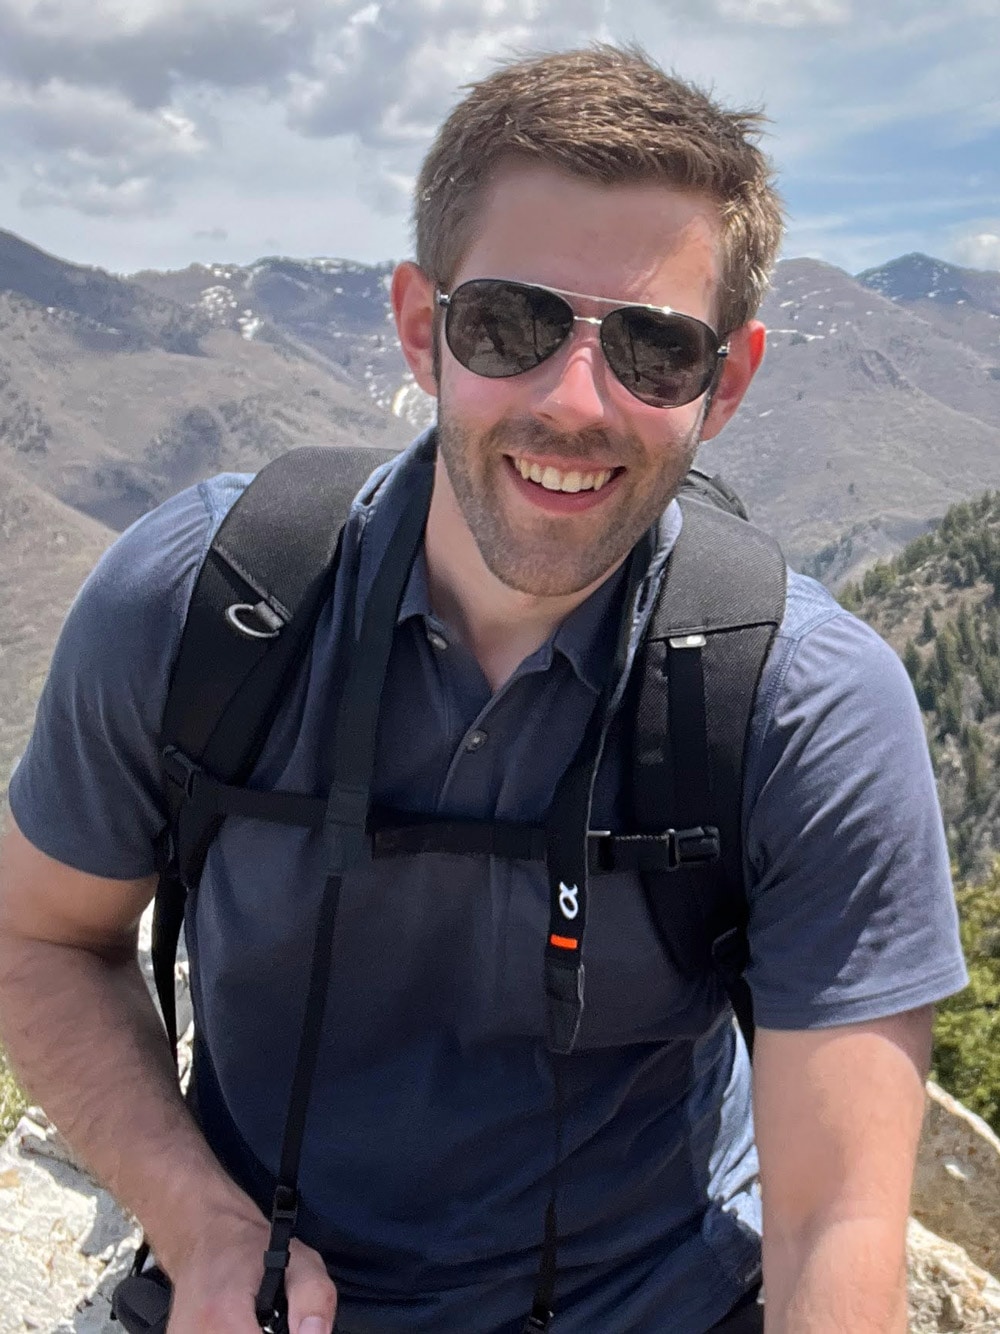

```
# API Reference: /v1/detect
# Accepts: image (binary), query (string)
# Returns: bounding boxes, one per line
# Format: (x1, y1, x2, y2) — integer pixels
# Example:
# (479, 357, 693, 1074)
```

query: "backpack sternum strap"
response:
(633, 498, 786, 1053)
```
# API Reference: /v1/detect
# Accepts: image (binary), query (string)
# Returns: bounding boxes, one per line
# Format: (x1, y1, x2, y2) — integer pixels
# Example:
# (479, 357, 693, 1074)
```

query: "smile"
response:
(509, 456, 617, 494)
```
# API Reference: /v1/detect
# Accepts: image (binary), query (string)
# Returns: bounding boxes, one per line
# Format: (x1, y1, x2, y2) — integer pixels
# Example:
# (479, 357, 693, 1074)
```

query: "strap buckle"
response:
(162, 746, 202, 800)
(671, 825, 720, 867)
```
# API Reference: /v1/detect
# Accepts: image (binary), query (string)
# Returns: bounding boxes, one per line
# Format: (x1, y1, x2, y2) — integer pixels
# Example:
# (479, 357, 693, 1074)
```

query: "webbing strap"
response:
(635, 498, 786, 1058)
(666, 639, 710, 829)
(255, 451, 433, 1325)
(520, 1060, 567, 1334)
(667, 637, 755, 1052)
(525, 538, 652, 1330)
(159, 757, 720, 875)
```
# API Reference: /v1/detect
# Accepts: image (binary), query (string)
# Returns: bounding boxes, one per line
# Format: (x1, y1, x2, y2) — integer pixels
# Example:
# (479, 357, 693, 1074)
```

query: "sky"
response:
(0, 0, 998, 279)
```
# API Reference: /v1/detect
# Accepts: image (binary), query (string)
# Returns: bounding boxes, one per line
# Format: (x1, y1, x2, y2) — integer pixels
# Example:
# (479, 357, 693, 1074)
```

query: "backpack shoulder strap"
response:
(152, 443, 398, 1052)
(631, 496, 786, 1054)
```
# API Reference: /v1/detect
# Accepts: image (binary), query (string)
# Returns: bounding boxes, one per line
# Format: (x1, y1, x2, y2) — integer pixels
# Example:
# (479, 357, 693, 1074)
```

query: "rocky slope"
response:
(841, 490, 1000, 880)
(0, 232, 410, 534)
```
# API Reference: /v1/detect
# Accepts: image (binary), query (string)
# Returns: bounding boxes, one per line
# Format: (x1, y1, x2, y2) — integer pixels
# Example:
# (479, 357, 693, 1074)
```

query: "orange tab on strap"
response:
(549, 933, 579, 951)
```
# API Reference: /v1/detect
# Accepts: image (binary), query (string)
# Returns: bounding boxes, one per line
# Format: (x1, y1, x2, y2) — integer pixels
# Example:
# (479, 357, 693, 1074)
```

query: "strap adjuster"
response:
(270, 1184, 298, 1228)
(324, 782, 371, 873)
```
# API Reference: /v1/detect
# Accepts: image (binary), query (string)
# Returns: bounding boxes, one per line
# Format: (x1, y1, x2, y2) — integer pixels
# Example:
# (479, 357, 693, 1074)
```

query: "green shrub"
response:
(0, 1046, 27, 1141)
(932, 865, 1000, 1134)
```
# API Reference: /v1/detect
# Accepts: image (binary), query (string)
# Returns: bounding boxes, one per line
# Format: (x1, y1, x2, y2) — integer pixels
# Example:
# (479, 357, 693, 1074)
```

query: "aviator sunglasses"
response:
(436, 277, 729, 409)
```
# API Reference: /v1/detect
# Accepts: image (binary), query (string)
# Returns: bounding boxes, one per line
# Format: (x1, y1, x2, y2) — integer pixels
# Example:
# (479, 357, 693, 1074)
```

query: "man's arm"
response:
(753, 1007, 932, 1334)
(0, 817, 337, 1334)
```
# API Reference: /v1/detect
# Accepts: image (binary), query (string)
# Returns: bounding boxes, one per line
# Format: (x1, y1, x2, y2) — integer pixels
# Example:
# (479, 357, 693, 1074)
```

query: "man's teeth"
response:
(512, 458, 615, 493)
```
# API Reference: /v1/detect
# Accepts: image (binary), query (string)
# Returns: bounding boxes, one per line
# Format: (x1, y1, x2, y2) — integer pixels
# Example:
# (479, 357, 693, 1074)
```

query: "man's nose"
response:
(532, 330, 613, 433)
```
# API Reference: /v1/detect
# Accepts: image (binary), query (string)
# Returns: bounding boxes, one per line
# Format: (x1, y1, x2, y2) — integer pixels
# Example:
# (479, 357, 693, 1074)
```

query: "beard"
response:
(435, 406, 704, 598)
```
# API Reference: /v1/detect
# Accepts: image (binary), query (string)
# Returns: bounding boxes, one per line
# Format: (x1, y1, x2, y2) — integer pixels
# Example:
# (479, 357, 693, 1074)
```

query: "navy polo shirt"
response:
(10, 433, 967, 1333)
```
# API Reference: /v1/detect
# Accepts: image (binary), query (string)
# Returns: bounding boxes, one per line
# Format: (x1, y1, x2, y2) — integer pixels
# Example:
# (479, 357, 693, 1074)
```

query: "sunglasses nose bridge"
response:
(558, 311, 606, 360)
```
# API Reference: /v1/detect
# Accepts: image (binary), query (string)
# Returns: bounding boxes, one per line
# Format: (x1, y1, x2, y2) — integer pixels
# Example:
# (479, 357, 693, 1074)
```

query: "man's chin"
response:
(479, 543, 625, 600)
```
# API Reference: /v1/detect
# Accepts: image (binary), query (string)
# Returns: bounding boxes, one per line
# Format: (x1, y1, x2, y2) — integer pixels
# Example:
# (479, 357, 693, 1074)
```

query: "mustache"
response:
(486, 419, 637, 466)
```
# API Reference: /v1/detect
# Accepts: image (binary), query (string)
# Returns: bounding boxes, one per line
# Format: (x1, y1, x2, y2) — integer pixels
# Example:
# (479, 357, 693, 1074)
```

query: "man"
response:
(0, 45, 967, 1334)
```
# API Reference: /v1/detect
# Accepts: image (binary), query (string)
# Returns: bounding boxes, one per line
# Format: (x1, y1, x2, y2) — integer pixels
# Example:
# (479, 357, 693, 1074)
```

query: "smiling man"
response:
(0, 45, 967, 1334)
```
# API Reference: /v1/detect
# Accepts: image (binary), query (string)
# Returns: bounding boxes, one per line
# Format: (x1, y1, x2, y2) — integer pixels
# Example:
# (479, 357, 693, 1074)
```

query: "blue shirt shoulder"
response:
(742, 569, 967, 1028)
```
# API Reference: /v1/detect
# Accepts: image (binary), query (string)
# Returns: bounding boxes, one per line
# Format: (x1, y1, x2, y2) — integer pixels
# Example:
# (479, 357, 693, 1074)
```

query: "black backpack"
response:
(113, 439, 785, 1334)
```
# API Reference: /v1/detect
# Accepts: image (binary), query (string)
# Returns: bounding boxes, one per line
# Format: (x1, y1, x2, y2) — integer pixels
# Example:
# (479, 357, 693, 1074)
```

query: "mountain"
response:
(132, 255, 431, 426)
(697, 257, 1000, 578)
(0, 228, 211, 354)
(857, 251, 1000, 362)
(0, 230, 411, 532)
(5, 223, 1000, 582)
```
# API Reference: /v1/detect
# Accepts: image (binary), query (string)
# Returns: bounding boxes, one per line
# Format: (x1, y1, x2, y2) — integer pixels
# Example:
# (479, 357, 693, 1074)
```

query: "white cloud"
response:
(712, 0, 851, 25)
(0, 76, 207, 215)
(0, 0, 996, 272)
(951, 230, 1000, 271)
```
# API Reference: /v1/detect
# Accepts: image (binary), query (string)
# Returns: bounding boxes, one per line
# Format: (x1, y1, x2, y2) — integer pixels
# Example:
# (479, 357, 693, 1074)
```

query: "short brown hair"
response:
(414, 44, 784, 335)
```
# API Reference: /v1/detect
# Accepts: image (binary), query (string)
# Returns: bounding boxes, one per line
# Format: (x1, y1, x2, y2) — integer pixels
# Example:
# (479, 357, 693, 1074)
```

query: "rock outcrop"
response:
(907, 1218, 1000, 1332)
(912, 1082, 1000, 1282)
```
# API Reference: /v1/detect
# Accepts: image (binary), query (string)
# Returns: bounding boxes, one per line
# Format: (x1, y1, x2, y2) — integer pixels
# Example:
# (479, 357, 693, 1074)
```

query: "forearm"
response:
(763, 1214, 908, 1334)
(0, 933, 263, 1275)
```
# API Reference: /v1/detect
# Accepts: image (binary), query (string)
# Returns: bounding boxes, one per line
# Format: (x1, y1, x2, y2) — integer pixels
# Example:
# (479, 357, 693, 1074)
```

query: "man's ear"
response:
(699, 320, 766, 442)
(391, 261, 438, 398)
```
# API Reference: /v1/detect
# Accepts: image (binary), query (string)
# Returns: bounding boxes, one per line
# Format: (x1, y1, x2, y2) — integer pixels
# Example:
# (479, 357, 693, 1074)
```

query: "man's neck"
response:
(424, 472, 621, 693)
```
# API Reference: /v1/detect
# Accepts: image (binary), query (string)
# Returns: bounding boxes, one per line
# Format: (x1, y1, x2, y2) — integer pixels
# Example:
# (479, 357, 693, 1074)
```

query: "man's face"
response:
(425, 164, 735, 598)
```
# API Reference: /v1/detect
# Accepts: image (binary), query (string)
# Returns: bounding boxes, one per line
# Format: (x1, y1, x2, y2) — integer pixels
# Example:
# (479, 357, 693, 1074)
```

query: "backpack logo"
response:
(558, 882, 580, 920)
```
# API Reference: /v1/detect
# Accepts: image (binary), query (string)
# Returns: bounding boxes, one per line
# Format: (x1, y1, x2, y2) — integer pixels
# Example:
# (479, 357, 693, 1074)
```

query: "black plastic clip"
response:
(161, 746, 203, 800)
(672, 825, 721, 867)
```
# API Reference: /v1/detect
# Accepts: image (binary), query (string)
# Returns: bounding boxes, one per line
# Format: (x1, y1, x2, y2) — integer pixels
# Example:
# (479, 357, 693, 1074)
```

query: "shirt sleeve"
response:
(7, 477, 244, 879)
(742, 595, 968, 1030)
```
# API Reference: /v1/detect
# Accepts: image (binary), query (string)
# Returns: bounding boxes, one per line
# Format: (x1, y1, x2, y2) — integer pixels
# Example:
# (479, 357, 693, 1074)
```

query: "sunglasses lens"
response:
(444, 280, 573, 378)
(601, 307, 718, 408)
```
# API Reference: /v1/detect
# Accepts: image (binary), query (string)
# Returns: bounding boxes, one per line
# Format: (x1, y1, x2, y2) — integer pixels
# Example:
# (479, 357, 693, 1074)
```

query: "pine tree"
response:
(956, 603, 977, 663)
(965, 745, 988, 812)
(978, 658, 1000, 713)
(935, 630, 959, 687)
(921, 605, 936, 642)
(938, 680, 963, 737)
(902, 641, 921, 683)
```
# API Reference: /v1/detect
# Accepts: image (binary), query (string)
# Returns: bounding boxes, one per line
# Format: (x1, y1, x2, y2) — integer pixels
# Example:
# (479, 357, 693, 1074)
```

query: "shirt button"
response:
(465, 729, 488, 752)
(427, 630, 449, 651)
